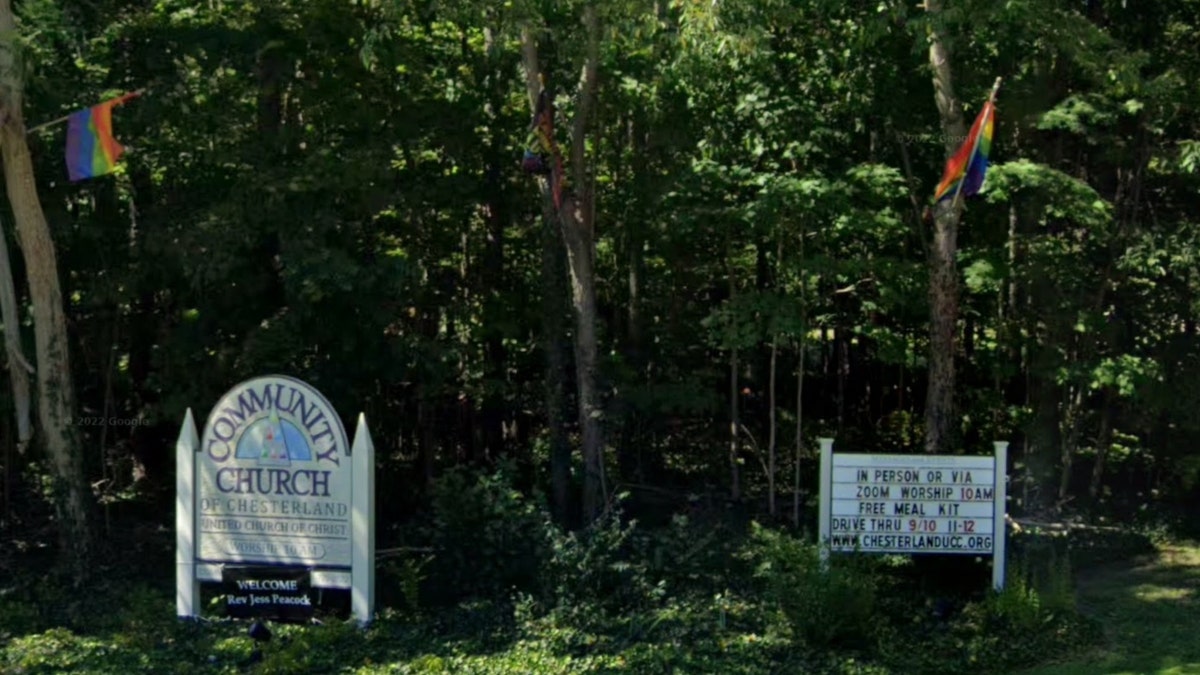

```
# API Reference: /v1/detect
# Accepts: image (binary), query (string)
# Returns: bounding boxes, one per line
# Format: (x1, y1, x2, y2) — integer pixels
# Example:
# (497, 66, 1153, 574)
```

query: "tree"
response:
(922, 0, 969, 454)
(0, 0, 88, 577)
(521, 4, 607, 522)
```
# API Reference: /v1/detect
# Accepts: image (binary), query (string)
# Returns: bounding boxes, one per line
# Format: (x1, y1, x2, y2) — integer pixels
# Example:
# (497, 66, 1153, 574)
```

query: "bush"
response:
(987, 543, 1075, 629)
(874, 544, 1097, 674)
(743, 523, 879, 648)
(424, 464, 550, 603)
(632, 513, 753, 595)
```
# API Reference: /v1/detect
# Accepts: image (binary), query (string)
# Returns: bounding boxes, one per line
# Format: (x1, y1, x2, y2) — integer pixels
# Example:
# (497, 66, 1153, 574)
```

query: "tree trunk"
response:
(767, 332, 778, 517)
(793, 227, 807, 526)
(923, 0, 968, 454)
(1088, 387, 1116, 502)
(617, 110, 648, 483)
(1058, 383, 1085, 508)
(0, 215, 31, 451)
(0, 0, 87, 578)
(767, 239, 782, 517)
(480, 26, 509, 463)
(836, 327, 848, 434)
(727, 235, 741, 501)
(520, 27, 573, 524)
(547, 5, 605, 522)
(561, 194, 605, 521)
(417, 385, 436, 490)
(542, 213, 572, 526)
(521, 8, 606, 523)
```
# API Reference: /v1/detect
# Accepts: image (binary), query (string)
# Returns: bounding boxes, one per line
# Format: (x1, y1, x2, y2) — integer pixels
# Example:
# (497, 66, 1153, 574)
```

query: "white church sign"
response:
(817, 438, 1008, 590)
(176, 375, 375, 624)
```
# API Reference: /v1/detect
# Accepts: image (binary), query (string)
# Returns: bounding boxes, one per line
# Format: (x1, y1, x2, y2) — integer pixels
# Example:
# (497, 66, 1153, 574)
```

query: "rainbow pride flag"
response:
(65, 92, 139, 182)
(932, 98, 995, 203)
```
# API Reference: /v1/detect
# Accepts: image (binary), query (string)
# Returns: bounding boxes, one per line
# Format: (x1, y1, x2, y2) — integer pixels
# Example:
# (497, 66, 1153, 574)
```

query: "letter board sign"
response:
(817, 439, 1009, 590)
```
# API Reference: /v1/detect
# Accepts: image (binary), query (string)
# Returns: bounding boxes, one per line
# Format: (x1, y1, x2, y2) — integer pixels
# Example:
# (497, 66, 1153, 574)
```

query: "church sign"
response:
(196, 377, 351, 567)
(817, 439, 1009, 590)
(176, 375, 376, 624)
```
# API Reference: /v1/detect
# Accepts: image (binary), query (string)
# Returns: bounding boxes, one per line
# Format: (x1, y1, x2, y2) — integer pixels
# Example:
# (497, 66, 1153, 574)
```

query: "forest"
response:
(1, 0, 1199, 673)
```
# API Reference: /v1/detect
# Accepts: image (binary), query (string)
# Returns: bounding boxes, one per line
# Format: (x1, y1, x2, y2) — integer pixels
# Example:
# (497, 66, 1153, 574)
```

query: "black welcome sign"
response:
(222, 566, 314, 622)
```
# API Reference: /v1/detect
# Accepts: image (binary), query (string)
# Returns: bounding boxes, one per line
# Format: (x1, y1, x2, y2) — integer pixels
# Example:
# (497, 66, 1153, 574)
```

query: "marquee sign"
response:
(176, 375, 375, 624)
(817, 439, 1009, 590)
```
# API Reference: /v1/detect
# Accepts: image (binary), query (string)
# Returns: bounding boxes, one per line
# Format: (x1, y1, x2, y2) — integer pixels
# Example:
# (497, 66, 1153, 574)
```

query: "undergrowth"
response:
(0, 468, 1114, 674)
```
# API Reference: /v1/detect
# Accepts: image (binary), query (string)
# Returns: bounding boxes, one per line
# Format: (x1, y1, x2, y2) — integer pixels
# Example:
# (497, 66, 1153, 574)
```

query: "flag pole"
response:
(949, 76, 1002, 213)
(24, 89, 145, 135)
(24, 114, 71, 135)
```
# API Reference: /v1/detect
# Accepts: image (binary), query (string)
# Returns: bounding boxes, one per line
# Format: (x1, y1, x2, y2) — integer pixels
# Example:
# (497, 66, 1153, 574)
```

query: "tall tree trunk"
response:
(793, 227, 807, 526)
(1088, 387, 1116, 502)
(480, 26, 509, 463)
(417, 385, 436, 490)
(617, 111, 648, 483)
(561, 197, 605, 521)
(727, 236, 741, 501)
(1058, 382, 1085, 507)
(923, 0, 968, 454)
(767, 333, 778, 517)
(1028, 361, 1061, 514)
(520, 27, 574, 525)
(767, 239, 782, 517)
(995, 203, 1018, 429)
(558, 5, 606, 521)
(521, 8, 606, 522)
(0, 215, 31, 451)
(0, 0, 87, 578)
(836, 327, 848, 434)
(542, 205, 573, 526)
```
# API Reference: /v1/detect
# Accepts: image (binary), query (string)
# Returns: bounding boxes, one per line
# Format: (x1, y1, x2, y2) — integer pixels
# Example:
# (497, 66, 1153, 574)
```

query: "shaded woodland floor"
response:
(1024, 542, 1200, 675)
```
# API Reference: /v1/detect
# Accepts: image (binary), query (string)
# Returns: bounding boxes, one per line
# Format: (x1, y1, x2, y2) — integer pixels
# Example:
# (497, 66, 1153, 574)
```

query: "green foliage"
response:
(744, 523, 878, 648)
(538, 500, 658, 615)
(0, 518, 1135, 675)
(5, 0, 1200, 670)
(425, 466, 550, 603)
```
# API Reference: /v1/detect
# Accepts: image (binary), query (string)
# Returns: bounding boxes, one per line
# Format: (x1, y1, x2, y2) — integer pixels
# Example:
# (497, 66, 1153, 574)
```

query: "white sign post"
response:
(176, 375, 376, 625)
(818, 438, 1008, 591)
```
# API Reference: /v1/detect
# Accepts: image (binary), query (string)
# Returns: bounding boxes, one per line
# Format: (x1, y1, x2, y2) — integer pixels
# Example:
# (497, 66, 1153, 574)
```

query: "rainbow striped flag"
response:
(932, 98, 995, 203)
(65, 92, 140, 182)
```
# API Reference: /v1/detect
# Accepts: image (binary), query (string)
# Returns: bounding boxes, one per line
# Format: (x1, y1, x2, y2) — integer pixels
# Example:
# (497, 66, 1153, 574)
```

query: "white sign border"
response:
(818, 438, 1008, 591)
(176, 379, 376, 625)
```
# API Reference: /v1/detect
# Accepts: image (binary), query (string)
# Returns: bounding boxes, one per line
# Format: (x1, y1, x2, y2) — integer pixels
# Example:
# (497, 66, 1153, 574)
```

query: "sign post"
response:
(992, 441, 1008, 591)
(817, 437, 834, 570)
(350, 414, 375, 624)
(176, 409, 200, 618)
(176, 375, 376, 625)
(818, 438, 1008, 590)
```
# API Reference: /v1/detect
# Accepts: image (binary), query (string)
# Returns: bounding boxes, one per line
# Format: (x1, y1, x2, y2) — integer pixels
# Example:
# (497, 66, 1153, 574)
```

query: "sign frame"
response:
(176, 376, 376, 625)
(817, 438, 1008, 591)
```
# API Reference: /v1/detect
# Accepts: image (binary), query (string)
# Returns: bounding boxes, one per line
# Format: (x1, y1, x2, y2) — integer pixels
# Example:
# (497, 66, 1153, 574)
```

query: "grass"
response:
(1022, 542, 1200, 675)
